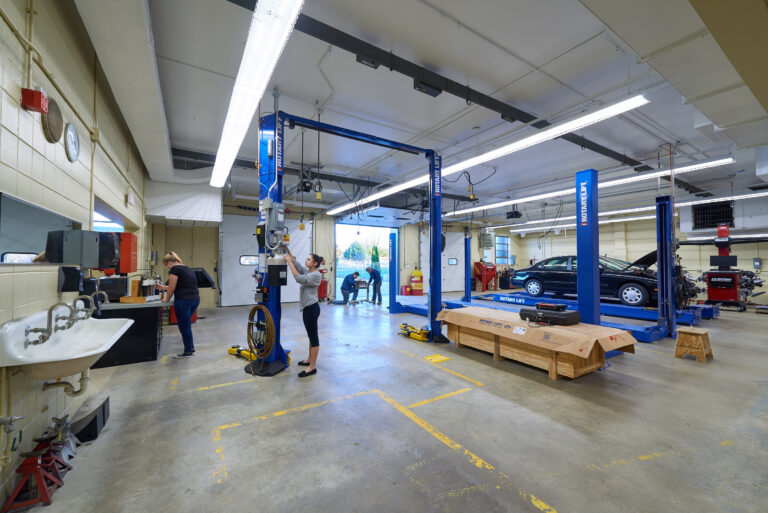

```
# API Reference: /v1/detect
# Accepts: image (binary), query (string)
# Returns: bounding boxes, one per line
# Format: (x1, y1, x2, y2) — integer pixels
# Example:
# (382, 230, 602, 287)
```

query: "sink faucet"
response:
(90, 291, 109, 315)
(23, 303, 74, 348)
(0, 415, 24, 433)
(48, 303, 74, 335)
(71, 295, 94, 323)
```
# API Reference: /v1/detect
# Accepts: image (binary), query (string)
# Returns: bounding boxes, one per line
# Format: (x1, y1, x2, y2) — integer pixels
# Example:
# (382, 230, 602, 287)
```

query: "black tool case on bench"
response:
(519, 302, 581, 326)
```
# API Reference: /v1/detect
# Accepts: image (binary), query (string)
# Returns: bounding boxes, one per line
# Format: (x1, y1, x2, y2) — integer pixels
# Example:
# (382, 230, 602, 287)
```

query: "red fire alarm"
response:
(21, 88, 48, 114)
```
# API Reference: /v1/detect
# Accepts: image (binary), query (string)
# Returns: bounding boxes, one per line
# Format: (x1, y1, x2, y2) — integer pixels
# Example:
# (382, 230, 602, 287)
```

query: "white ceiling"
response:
(83, 0, 768, 225)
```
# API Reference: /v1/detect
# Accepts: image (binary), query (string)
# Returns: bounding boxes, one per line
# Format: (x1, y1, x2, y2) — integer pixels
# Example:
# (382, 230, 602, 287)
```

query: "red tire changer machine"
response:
(701, 224, 764, 311)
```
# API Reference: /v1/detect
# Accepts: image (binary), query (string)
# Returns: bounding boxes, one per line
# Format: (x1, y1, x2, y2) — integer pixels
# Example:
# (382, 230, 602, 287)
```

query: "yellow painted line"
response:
(424, 353, 451, 363)
(373, 390, 557, 513)
(216, 390, 376, 432)
(648, 350, 667, 355)
(637, 452, 663, 461)
(169, 377, 179, 391)
(392, 347, 484, 387)
(720, 440, 735, 446)
(160, 355, 169, 364)
(408, 387, 472, 408)
(197, 378, 257, 391)
(209, 387, 557, 511)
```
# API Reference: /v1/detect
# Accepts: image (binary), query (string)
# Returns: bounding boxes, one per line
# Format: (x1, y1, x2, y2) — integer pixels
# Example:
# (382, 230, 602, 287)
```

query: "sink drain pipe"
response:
(43, 369, 90, 397)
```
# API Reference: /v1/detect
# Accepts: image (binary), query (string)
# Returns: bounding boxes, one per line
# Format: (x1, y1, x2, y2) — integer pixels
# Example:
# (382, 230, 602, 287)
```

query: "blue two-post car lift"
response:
(391, 168, 714, 344)
(256, 111, 448, 366)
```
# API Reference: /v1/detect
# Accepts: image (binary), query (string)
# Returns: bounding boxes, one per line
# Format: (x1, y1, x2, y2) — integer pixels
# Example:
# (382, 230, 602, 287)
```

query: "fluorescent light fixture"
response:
(441, 94, 649, 178)
(326, 176, 427, 215)
(209, 0, 304, 188)
(449, 156, 734, 217)
(686, 232, 768, 241)
(492, 189, 768, 231)
(597, 157, 734, 189)
(509, 214, 658, 234)
(325, 94, 649, 216)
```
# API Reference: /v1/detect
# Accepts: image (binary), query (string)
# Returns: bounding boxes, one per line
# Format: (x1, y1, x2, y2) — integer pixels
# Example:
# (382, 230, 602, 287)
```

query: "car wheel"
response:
(618, 283, 648, 307)
(525, 279, 544, 297)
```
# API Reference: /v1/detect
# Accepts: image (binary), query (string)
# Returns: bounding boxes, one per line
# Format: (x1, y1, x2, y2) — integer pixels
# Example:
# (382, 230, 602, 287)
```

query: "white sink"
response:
(0, 308, 133, 379)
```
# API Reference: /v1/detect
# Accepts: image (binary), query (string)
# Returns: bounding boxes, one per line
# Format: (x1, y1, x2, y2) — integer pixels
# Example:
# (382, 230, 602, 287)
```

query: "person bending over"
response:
(340, 272, 360, 304)
(156, 252, 200, 358)
(366, 266, 382, 305)
(285, 248, 323, 378)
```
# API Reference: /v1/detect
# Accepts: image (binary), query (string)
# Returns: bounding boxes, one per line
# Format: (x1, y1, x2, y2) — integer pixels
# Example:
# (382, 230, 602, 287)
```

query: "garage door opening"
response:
(335, 225, 394, 304)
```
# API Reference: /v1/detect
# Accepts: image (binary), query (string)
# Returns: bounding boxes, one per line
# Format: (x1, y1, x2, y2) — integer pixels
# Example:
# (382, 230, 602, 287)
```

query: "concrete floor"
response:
(44, 296, 767, 513)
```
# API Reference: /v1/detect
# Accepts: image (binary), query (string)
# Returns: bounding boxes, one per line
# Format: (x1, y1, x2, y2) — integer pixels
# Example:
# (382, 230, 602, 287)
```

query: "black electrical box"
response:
(506, 210, 522, 219)
(256, 224, 266, 248)
(267, 264, 288, 287)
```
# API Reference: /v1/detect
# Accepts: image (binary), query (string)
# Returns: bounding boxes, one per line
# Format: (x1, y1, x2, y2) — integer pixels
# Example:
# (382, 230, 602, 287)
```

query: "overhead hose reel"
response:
(246, 305, 276, 372)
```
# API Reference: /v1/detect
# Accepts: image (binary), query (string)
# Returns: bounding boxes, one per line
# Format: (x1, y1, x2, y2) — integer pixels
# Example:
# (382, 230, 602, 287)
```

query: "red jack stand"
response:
(1, 449, 65, 512)
(33, 434, 73, 476)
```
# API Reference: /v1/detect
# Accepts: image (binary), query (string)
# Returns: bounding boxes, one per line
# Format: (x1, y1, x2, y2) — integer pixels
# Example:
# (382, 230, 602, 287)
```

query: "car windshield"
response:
(599, 256, 634, 271)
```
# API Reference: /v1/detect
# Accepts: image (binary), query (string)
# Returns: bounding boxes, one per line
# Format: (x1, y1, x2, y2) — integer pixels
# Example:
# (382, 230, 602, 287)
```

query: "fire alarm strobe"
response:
(21, 88, 48, 114)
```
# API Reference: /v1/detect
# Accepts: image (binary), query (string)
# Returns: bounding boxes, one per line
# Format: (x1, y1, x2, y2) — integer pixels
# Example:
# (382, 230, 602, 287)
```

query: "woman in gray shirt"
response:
(285, 248, 323, 377)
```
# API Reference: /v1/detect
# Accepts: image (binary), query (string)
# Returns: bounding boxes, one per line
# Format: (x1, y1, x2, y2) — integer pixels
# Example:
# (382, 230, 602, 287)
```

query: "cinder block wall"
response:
(0, 0, 148, 499)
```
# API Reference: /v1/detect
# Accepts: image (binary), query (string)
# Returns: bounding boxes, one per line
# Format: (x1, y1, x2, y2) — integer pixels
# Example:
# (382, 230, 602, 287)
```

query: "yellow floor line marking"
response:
(210, 388, 557, 512)
(392, 347, 484, 387)
(424, 354, 451, 363)
(408, 387, 472, 408)
(720, 440, 735, 446)
(160, 355, 169, 364)
(648, 350, 667, 355)
(374, 390, 556, 513)
(169, 377, 179, 391)
(198, 378, 257, 391)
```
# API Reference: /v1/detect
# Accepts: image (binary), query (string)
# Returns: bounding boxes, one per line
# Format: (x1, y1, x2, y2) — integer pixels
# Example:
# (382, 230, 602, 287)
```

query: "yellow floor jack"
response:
(398, 323, 431, 342)
(228, 345, 291, 365)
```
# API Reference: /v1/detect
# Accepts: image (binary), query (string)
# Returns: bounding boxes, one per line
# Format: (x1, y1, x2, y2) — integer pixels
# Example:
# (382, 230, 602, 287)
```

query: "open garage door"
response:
(219, 214, 312, 306)
(419, 231, 465, 293)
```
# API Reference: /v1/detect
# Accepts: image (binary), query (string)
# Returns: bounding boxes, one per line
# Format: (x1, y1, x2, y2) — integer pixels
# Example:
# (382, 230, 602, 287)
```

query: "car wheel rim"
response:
(622, 287, 642, 304)
(528, 282, 540, 295)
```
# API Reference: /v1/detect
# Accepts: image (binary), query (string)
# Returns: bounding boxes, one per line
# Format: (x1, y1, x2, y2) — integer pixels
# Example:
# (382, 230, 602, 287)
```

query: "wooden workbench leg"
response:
(493, 335, 501, 361)
(548, 351, 558, 380)
(456, 326, 462, 349)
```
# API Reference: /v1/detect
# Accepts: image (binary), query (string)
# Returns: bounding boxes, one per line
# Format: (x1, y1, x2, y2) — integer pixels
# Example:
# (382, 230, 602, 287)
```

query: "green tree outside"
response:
(343, 241, 367, 261)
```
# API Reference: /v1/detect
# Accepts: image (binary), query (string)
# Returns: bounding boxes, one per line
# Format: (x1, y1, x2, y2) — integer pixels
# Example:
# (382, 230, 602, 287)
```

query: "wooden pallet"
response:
(674, 327, 713, 362)
(447, 324, 605, 380)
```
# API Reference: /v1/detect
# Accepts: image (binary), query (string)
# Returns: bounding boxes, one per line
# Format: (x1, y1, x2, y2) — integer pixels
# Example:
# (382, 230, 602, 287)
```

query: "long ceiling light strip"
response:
(448, 156, 734, 217)
(490, 190, 768, 231)
(326, 94, 649, 216)
(686, 232, 768, 241)
(510, 214, 659, 234)
(209, 0, 304, 188)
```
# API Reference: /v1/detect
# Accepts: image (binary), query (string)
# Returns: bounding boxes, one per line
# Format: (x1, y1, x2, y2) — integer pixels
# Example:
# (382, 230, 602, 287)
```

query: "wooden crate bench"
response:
(438, 306, 636, 380)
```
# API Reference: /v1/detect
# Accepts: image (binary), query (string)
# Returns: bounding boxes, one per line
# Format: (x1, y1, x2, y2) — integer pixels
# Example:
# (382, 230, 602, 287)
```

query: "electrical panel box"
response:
(755, 258, 762, 270)
(63, 230, 100, 268)
(267, 264, 288, 287)
(479, 233, 493, 249)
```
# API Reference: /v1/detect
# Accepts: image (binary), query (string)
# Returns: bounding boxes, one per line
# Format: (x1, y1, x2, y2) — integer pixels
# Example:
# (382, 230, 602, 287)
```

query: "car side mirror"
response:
(598, 264, 605, 272)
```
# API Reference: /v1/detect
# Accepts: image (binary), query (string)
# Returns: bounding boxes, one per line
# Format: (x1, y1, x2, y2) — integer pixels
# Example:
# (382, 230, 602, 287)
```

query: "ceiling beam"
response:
(171, 147, 474, 202)
(291, 13, 651, 171)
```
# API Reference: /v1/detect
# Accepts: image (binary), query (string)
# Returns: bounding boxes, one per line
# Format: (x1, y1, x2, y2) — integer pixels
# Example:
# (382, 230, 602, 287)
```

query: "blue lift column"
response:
(246, 113, 288, 376)
(388, 231, 401, 312)
(462, 230, 472, 303)
(428, 151, 449, 343)
(656, 195, 676, 337)
(575, 169, 600, 325)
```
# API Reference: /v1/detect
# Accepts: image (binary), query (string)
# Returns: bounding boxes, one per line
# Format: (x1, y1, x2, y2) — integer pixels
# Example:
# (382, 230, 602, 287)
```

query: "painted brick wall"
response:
(0, 0, 148, 499)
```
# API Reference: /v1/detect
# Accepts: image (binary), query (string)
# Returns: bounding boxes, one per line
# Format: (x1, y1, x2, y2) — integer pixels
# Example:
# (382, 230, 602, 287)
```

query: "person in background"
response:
(340, 272, 360, 305)
(366, 266, 382, 305)
(156, 251, 200, 358)
(284, 247, 323, 378)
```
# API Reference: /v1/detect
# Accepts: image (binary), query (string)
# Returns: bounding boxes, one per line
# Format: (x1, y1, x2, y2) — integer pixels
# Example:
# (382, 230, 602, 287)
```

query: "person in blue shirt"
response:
(366, 266, 383, 305)
(340, 272, 360, 304)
